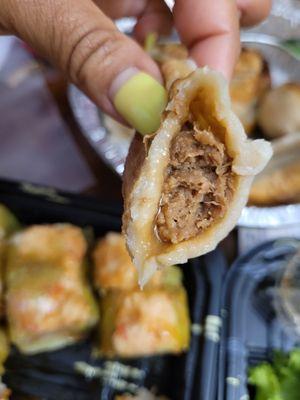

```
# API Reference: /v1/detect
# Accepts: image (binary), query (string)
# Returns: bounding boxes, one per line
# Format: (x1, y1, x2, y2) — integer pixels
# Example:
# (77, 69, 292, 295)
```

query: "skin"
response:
(0, 0, 271, 121)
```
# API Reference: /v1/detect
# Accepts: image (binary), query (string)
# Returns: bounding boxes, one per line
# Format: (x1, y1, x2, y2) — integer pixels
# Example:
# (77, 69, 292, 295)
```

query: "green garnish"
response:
(249, 349, 300, 400)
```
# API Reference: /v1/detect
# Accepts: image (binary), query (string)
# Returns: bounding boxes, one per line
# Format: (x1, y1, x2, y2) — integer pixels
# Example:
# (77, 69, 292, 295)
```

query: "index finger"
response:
(173, 0, 240, 80)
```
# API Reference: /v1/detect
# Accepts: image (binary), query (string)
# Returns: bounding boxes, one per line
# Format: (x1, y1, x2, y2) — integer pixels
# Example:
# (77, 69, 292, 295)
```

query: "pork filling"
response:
(156, 123, 234, 244)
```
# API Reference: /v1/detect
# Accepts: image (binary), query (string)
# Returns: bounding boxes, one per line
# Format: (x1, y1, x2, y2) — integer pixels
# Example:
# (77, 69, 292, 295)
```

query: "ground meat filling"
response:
(156, 123, 234, 244)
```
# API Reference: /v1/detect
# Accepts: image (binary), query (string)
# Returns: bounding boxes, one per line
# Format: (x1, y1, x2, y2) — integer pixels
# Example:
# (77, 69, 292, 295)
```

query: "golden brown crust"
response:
(231, 49, 268, 101)
(249, 161, 300, 205)
(230, 48, 270, 134)
(249, 134, 300, 205)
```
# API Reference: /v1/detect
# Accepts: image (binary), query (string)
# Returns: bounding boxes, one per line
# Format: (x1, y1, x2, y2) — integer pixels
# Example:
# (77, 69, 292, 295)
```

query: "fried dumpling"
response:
(249, 134, 300, 205)
(230, 48, 270, 134)
(6, 224, 99, 354)
(123, 61, 272, 285)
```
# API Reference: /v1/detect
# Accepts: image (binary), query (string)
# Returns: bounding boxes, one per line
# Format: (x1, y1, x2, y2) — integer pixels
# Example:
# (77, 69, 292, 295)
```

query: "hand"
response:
(0, 0, 271, 134)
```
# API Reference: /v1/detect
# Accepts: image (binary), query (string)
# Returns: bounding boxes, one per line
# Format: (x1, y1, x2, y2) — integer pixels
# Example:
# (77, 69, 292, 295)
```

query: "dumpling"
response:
(5, 224, 99, 354)
(249, 134, 300, 205)
(123, 60, 272, 286)
(230, 48, 270, 134)
(257, 83, 300, 139)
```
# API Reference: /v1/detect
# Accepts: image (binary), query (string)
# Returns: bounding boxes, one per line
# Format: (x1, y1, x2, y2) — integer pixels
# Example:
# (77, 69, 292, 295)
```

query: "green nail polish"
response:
(144, 32, 158, 53)
(113, 72, 167, 136)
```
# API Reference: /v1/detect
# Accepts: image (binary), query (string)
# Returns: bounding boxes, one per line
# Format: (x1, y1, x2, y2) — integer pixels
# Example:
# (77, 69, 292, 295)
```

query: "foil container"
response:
(68, 86, 129, 175)
(238, 205, 300, 254)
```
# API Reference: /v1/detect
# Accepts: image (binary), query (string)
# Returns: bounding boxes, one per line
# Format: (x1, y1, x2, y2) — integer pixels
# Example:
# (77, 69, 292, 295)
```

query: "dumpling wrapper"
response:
(123, 61, 272, 286)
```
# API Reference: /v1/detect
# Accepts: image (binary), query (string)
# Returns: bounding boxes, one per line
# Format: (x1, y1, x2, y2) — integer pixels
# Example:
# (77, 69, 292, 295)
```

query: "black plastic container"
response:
(0, 179, 227, 400)
(218, 238, 300, 400)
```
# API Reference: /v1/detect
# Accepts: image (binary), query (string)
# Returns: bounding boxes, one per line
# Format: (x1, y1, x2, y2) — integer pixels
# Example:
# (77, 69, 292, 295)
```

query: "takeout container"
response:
(0, 178, 227, 400)
(218, 238, 300, 400)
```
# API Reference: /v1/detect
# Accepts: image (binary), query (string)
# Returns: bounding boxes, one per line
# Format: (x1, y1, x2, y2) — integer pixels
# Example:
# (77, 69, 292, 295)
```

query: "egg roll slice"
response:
(6, 224, 99, 354)
(99, 286, 190, 358)
(123, 61, 272, 286)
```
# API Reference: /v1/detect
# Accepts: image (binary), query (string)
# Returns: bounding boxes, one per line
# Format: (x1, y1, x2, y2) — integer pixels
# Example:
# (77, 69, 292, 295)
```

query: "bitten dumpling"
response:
(123, 60, 272, 285)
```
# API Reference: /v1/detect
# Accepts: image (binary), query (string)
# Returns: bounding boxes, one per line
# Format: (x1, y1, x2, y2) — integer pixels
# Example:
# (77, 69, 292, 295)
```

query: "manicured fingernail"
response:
(111, 68, 167, 136)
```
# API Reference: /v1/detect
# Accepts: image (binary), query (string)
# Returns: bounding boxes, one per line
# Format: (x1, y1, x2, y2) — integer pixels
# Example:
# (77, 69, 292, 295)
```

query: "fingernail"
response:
(111, 68, 167, 136)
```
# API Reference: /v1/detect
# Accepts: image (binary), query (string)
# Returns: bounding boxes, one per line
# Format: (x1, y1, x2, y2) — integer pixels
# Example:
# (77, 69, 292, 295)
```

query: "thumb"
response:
(1, 0, 167, 135)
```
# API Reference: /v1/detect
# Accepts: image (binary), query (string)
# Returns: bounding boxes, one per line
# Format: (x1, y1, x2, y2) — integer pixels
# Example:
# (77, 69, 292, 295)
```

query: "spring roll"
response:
(6, 224, 99, 354)
(99, 286, 190, 358)
(123, 60, 272, 285)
